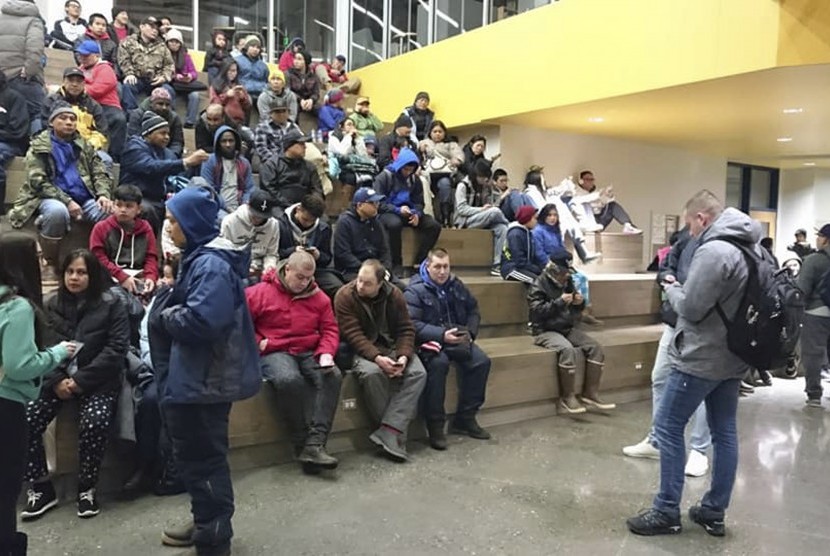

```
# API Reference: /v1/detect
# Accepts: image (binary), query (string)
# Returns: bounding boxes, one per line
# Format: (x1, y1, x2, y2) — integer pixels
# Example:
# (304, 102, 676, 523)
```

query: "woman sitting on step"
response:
(20, 249, 129, 522)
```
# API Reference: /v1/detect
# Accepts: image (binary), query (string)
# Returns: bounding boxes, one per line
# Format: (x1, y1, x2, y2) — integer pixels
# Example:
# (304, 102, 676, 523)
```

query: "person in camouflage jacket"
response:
(117, 17, 174, 110)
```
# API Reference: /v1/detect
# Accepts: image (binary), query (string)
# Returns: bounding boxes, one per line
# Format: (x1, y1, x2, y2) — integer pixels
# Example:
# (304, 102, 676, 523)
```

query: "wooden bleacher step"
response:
(570, 232, 645, 274)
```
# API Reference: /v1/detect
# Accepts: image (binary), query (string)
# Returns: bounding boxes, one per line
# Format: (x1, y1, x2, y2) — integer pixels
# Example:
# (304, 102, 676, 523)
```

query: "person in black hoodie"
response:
(260, 128, 323, 210)
(203, 30, 229, 82)
(21, 249, 129, 521)
(376, 115, 418, 169)
(334, 187, 393, 281)
(0, 72, 29, 215)
(402, 91, 434, 143)
(278, 195, 343, 298)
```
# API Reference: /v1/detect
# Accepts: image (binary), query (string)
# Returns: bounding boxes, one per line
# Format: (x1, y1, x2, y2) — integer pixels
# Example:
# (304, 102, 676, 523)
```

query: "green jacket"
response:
(0, 286, 67, 404)
(349, 111, 384, 137)
(7, 130, 112, 229)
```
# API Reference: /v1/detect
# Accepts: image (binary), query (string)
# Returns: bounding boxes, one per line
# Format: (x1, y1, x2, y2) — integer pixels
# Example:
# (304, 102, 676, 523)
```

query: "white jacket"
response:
(220, 204, 280, 271)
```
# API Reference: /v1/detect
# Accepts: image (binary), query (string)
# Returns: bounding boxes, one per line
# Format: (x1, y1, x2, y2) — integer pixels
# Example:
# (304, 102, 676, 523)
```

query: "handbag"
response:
(172, 79, 208, 92)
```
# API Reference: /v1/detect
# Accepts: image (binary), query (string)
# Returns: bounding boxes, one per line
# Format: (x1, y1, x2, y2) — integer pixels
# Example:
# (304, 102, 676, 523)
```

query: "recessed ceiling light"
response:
(782, 108, 804, 114)
(777, 137, 793, 142)
(587, 117, 604, 123)
(803, 162, 816, 166)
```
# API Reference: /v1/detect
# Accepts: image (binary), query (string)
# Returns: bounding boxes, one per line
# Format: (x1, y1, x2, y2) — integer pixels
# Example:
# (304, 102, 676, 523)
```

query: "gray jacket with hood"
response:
(665, 207, 761, 380)
(0, 0, 45, 83)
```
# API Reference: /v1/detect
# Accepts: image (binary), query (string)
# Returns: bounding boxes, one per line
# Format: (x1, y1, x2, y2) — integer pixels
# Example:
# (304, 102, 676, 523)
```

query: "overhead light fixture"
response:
(777, 137, 793, 142)
(782, 108, 803, 114)
(803, 162, 816, 166)
(234, 16, 249, 25)
(587, 117, 604, 123)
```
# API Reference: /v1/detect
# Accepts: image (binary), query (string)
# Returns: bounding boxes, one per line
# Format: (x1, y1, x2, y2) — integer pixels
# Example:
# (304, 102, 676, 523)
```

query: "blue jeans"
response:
(653, 369, 741, 518)
(121, 78, 156, 111)
(162, 84, 200, 125)
(648, 325, 711, 452)
(36, 198, 108, 239)
(7, 78, 45, 135)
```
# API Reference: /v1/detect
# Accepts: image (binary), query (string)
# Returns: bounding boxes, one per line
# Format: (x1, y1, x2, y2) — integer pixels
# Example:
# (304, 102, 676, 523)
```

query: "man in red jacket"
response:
(77, 40, 126, 162)
(245, 250, 342, 474)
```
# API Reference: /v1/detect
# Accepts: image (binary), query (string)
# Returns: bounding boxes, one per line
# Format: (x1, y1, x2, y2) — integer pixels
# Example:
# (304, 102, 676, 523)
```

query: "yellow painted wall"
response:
(777, 0, 830, 65)
(351, 0, 782, 128)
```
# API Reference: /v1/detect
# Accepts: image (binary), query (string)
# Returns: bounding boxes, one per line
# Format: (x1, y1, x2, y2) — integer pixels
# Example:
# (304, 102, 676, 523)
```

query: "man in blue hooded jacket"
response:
(373, 147, 441, 276)
(149, 185, 260, 556)
(404, 248, 491, 450)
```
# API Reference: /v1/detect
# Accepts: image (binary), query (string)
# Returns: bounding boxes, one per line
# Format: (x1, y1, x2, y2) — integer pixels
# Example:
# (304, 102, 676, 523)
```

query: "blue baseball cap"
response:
(353, 187, 384, 205)
(816, 224, 830, 238)
(75, 40, 101, 56)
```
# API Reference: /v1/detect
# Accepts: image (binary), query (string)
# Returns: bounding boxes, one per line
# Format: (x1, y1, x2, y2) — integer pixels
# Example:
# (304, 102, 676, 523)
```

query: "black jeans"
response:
(378, 212, 441, 268)
(141, 199, 166, 238)
(597, 201, 633, 228)
(164, 402, 234, 554)
(0, 398, 27, 546)
(419, 344, 491, 423)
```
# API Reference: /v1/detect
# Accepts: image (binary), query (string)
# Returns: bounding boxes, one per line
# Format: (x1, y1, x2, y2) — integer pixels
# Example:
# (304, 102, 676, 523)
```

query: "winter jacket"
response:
(256, 87, 298, 123)
(119, 135, 183, 202)
(278, 203, 333, 267)
(246, 262, 339, 357)
(328, 132, 367, 158)
(333, 209, 392, 275)
(405, 264, 481, 344)
(286, 68, 320, 106)
(254, 119, 301, 161)
(532, 223, 566, 261)
(798, 246, 830, 314)
(420, 138, 463, 176)
(194, 110, 239, 153)
(373, 148, 424, 217)
(117, 34, 174, 82)
(127, 99, 184, 157)
(334, 280, 415, 362)
(171, 52, 199, 86)
(51, 17, 87, 48)
(107, 22, 137, 44)
(0, 0, 46, 83)
(73, 29, 118, 65)
(150, 186, 261, 404)
(454, 177, 495, 228)
(278, 39, 304, 72)
(42, 89, 109, 150)
(528, 271, 584, 336)
(0, 286, 68, 404)
(80, 60, 121, 109)
(665, 208, 760, 380)
(657, 228, 699, 327)
(318, 104, 345, 137)
(234, 53, 269, 96)
(0, 85, 29, 143)
(203, 43, 229, 73)
(220, 204, 279, 272)
(209, 84, 251, 127)
(199, 125, 255, 211)
(376, 131, 418, 170)
(43, 288, 129, 394)
(500, 222, 545, 279)
(90, 215, 159, 284)
(8, 130, 112, 228)
(402, 105, 434, 144)
(350, 111, 383, 138)
(260, 153, 324, 209)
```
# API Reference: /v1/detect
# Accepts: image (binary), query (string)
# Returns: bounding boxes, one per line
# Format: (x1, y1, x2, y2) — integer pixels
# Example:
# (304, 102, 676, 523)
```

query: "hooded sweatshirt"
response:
(80, 59, 121, 109)
(665, 207, 760, 380)
(153, 186, 260, 404)
(245, 261, 339, 357)
(373, 148, 424, 217)
(199, 125, 255, 211)
(501, 222, 546, 278)
(220, 203, 280, 271)
(90, 215, 159, 284)
(277, 203, 333, 267)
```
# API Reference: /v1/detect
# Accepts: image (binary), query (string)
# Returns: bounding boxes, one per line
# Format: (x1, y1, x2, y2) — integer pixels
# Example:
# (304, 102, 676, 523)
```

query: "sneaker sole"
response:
(297, 457, 339, 470)
(622, 449, 660, 460)
(77, 508, 100, 519)
(627, 523, 682, 536)
(579, 397, 616, 410)
(21, 498, 58, 520)
(369, 432, 408, 462)
(558, 403, 586, 415)
(690, 510, 725, 537)
(161, 533, 195, 547)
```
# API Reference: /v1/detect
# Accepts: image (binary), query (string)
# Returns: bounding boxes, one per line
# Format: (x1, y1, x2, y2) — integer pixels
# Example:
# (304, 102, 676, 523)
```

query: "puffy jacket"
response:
(119, 135, 183, 202)
(318, 104, 345, 137)
(532, 223, 565, 261)
(0, 0, 45, 83)
(117, 34, 174, 82)
(376, 131, 417, 170)
(256, 86, 298, 123)
(260, 153, 324, 209)
(373, 148, 424, 217)
(528, 271, 583, 336)
(798, 245, 830, 313)
(405, 263, 481, 344)
(41, 89, 109, 150)
(500, 222, 545, 279)
(73, 29, 118, 65)
(0, 84, 29, 143)
(127, 99, 184, 157)
(220, 204, 279, 272)
(199, 125, 255, 211)
(245, 262, 340, 357)
(234, 53, 269, 96)
(0, 286, 68, 404)
(80, 60, 121, 109)
(350, 111, 383, 138)
(278, 203, 333, 267)
(43, 288, 129, 394)
(8, 130, 112, 228)
(286, 68, 320, 105)
(90, 215, 159, 284)
(151, 186, 261, 404)
(333, 208, 392, 275)
(278, 38, 304, 72)
(402, 105, 434, 144)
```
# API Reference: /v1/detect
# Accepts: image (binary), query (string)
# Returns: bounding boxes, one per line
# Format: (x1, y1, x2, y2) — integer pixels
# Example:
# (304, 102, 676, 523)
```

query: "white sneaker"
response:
(623, 223, 643, 235)
(581, 223, 604, 233)
(685, 449, 709, 477)
(623, 437, 660, 459)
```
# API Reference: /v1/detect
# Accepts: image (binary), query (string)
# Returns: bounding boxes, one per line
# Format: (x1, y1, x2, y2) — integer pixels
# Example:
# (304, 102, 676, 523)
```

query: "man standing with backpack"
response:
(626, 190, 761, 538)
(798, 223, 830, 408)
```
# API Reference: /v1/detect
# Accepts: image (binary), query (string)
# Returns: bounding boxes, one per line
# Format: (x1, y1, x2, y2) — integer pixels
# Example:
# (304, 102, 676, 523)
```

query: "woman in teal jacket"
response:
(0, 233, 74, 555)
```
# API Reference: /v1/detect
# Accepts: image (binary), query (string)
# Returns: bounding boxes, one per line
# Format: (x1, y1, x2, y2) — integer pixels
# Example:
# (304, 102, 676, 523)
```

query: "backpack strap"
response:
(703, 236, 758, 327)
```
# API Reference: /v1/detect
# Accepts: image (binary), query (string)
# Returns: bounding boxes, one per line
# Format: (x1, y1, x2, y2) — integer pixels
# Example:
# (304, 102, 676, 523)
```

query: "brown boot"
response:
(580, 360, 616, 410)
(581, 307, 604, 327)
(39, 237, 61, 288)
(557, 365, 586, 414)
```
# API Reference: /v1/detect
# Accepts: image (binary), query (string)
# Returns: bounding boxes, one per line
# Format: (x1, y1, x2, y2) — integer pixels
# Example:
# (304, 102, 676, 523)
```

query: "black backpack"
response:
(711, 238, 805, 370)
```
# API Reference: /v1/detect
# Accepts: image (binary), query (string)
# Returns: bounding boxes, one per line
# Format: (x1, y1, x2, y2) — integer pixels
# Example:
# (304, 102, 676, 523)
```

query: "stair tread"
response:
(477, 324, 663, 355)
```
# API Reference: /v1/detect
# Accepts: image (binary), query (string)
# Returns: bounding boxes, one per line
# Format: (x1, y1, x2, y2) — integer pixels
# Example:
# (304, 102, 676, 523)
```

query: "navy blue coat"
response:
(277, 204, 333, 268)
(501, 222, 545, 279)
(333, 208, 392, 276)
(119, 135, 183, 203)
(405, 271, 481, 343)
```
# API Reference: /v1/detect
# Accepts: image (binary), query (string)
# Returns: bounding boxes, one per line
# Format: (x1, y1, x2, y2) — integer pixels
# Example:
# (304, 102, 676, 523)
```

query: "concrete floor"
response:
(21, 378, 830, 556)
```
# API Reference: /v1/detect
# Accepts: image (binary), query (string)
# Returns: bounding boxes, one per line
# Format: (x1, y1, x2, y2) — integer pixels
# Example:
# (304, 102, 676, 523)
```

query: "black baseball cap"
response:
(63, 67, 85, 79)
(249, 189, 277, 219)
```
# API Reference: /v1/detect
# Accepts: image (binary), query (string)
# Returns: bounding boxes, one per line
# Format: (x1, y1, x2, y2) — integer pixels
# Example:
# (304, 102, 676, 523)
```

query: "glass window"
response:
(725, 164, 743, 209)
(276, 0, 336, 61)
(749, 168, 772, 209)
(350, 0, 385, 69)
(490, 0, 552, 23)
(117, 1, 195, 46)
(199, 0, 269, 56)
(389, 0, 430, 58)
(435, 0, 484, 42)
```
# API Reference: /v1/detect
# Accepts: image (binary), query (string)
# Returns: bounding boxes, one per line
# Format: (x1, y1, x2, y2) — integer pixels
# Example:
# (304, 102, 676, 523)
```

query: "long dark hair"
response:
(58, 249, 106, 301)
(212, 59, 239, 92)
(538, 203, 561, 234)
(167, 39, 188, 74)
(525, 169, 545, 196)
(0, 233, 48, 348)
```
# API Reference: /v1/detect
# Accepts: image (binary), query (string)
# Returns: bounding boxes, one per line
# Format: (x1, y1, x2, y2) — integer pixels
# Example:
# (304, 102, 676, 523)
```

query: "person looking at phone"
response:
(334, 259, 427, 462)
(404, 248, 492, 450)
(246, 250, 342, 473)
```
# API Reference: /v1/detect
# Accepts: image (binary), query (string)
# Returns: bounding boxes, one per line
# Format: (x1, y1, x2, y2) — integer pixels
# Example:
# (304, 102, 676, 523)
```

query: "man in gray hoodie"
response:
(798, 223, 830, 408)
(627, 190, 760, 538)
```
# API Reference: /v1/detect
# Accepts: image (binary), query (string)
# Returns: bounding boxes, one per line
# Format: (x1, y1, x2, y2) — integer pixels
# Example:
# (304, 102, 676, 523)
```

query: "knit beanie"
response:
(516, 206, 537, 226)
(141, 112, 169, 136)
(49, 103, 76, 123)
(150, 87, 171, 101)
(111, 6, 126, 20)
(394, 114, 411, 129)
(270, 69, 285, 81)
(245, 35, 261, 48)
(414, 91, 430, 103)
(327, 89, 344, 105)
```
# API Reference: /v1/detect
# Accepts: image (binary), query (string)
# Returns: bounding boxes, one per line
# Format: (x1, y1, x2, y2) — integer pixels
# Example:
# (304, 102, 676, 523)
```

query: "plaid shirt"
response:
(254, 120, 300, 162)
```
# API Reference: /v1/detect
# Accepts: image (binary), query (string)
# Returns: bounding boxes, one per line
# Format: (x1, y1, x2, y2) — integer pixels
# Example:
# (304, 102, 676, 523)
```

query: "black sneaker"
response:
(626, 508, 682, 536)
(689, 505, 725, 537)
(77, 488, 100, 518)
(20, 482, 58, 520)
(449, 417, 491, 440)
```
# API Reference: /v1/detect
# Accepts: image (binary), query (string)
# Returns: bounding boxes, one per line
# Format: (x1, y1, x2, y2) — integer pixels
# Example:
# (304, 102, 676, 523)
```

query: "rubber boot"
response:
(581, 306, 604, 327)
(39, 237, 61, 287)
(573, 237, 601, 264)
(580, 361, 616, 410)
(557, 365, 585, 414)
